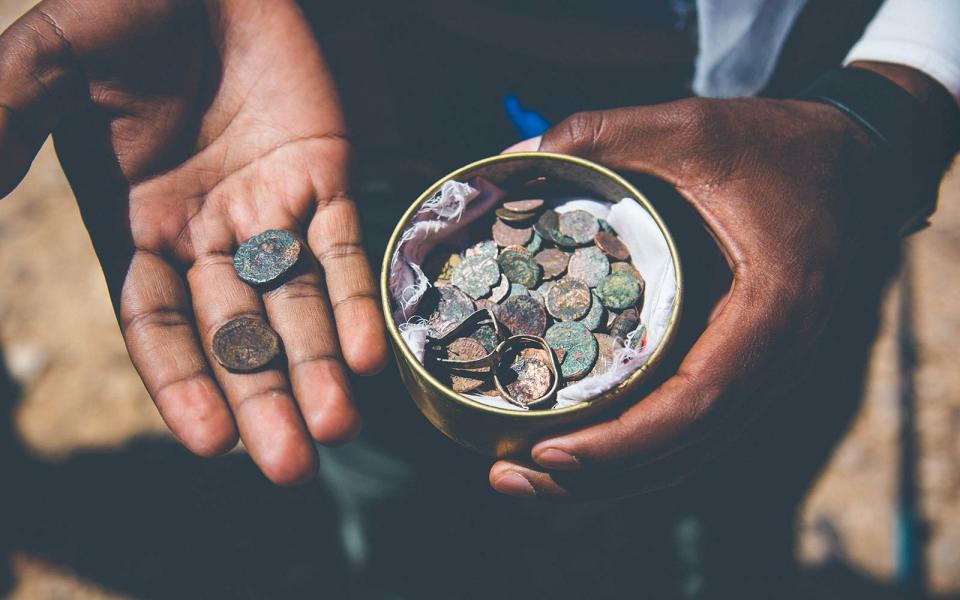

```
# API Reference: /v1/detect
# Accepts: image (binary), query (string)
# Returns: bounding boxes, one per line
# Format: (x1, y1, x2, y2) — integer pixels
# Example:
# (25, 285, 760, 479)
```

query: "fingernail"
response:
(502, 136, 543, 154)
(493, 471, 537, 497)
(534, 447, 580, 470)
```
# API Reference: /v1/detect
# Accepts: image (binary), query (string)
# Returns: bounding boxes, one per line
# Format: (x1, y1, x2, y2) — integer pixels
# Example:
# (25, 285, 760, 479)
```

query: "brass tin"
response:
(380, 153, 683, 457)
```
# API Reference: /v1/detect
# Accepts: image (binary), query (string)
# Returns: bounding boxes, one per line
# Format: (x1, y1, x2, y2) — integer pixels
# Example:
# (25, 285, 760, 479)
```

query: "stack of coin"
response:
(421, 189, 648, 408)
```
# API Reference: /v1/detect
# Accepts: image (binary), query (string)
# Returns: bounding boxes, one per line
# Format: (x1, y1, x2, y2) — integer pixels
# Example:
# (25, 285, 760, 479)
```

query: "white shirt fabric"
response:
(694, 0, 960, 105)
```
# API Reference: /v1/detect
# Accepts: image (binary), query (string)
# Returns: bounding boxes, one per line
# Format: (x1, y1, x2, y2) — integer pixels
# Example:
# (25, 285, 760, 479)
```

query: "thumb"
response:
(537, 103, 711, 185)
(0, 2, 88, 197)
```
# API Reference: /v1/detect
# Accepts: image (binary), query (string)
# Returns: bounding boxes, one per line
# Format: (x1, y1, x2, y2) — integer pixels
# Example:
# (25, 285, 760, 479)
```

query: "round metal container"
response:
(380, 152, 683, 457)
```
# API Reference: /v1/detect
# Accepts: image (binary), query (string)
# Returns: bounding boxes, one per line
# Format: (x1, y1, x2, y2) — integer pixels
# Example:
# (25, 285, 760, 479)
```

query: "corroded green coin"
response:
(598, 218, 615, 234)
(546, 277, 592, 321)
(451, 255, 500, 299)
(469, 323, 499, 353)
(497, 248, 541, 288)
(610, 261, 641, 280)
(427, 285, 476, 337)
(234, 229, 302, 285)
(577, 291, 606, 332)
(567, 246, 610, 288)
(545, 321, 598, 381)
(496, 295, 547, 337)
(465, 240, 498, 259)
(535, 248, 569, 280)
(534, 209, 578, 247)
(492, 219, 533, 247)
(558, 209, 599, 245)
(212, 318, 281, 373)
(525, 231, 543, 254)
(609, 307, 640, 340)
(597, 271, 641, 310)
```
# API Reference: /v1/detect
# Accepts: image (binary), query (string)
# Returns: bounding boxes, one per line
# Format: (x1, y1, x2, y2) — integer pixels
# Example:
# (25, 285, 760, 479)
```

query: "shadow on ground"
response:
(0, 354, 349, 599)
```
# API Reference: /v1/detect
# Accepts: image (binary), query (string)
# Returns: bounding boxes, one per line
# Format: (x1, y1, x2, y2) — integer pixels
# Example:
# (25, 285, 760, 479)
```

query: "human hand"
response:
(491, 96, 884, 499)
(0, 0, 387, 484)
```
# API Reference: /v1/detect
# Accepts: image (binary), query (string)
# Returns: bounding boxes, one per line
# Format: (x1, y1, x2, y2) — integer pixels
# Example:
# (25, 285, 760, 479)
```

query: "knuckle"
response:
(552, 111, 605, 154)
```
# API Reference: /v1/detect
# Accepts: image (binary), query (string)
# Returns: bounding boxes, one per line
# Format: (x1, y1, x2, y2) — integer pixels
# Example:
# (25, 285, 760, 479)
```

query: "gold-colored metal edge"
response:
(380, 151, 684, 420)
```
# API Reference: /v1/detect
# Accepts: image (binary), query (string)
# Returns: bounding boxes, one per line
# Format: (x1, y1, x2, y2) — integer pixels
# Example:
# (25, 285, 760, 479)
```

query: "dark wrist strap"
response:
(798, 67, 960, 236)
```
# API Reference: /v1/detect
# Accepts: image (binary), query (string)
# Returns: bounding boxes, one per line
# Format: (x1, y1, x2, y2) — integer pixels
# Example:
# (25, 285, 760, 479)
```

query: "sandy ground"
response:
(1, 2, 959, 598)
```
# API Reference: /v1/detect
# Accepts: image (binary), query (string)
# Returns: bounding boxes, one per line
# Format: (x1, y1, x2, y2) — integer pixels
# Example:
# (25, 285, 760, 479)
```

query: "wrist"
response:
(797, 65, 960, 236)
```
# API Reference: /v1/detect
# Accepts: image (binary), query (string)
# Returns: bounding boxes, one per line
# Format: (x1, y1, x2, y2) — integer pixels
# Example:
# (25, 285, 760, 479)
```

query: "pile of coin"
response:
(211, 229, 302, 372)
(421, 192, 647, 409)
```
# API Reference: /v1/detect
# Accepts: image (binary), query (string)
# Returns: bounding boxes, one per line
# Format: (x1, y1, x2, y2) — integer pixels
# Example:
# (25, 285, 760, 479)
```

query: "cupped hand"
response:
(492, 97, 881, 499)
(0, 0, 388, 484)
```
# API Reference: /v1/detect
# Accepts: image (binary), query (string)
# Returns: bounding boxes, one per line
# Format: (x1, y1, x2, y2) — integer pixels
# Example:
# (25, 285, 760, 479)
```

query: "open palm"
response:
(0, 0, 387, 484)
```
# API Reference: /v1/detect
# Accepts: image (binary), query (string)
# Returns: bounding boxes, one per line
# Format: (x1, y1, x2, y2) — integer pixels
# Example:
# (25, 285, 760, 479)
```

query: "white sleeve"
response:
(844, 0, 960, 105)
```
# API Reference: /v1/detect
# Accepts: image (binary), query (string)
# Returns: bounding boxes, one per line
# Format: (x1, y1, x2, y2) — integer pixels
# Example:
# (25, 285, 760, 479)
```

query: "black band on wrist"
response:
(798, 67, 960, 236)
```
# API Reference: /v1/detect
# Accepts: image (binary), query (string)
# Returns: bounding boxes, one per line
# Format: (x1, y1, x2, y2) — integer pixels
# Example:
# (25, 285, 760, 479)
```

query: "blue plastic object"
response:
(504, 94, 551, 139)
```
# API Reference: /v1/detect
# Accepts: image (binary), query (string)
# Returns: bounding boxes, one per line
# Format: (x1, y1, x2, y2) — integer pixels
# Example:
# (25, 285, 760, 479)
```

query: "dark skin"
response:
(0, 0, 954, 494)
(0, 0, 388, 485)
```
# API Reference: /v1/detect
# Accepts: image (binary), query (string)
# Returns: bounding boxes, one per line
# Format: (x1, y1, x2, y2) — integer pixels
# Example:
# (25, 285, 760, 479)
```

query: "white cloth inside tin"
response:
(389, 178, 677, 410)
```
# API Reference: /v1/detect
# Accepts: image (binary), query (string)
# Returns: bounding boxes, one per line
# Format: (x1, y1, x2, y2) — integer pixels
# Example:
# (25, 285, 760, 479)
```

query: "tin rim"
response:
(380, 152, 684, 419)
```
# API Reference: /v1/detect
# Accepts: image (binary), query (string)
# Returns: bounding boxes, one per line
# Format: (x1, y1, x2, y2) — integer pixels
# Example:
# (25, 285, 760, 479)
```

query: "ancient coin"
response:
(498, 248, 541, 288)
(594, 231, 630, 261)
(212, 318, 281, 372)
(509, 283, 529, 298)
(503, 199, 544, 212)
(503, 244, 532, 255)
(451, 255, 500, 299)
(443, 337, 489, 393)
(567, 246, 610, 288)
(422, 247, 461, 281)
(536, 279, 555, 300)
(597, 272, 641, 310)
(558, 210, 599, 245)
(525, 231, 543, 254)
(465, 240, 498, 259)
(470, 324, 500, 353)
(577, 291, 606, 332)
(496, 295, 548, 337)
(492, 219, 534, 247)
(534, 209, 576, 247)
(609, 307, 640, 340)
(234, 229, 302, 285)
(495, 207, 537, 225)
(610, 261, 641, 280)
(588, 333, 622, 378)
(535, 248, 569, 280)
(427, 285, 476, 337)
(487, 274, 510, 303)
(503, 358, 553, 406)
(546, 277, 592, 321)
(545, 321, 598, 381)
(520, 346, 566, 365)
(627, 324, 647, 351)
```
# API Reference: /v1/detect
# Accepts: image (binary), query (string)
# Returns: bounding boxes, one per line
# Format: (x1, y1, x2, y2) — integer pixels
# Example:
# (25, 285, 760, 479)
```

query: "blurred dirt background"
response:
(1, 1, 959, 598)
